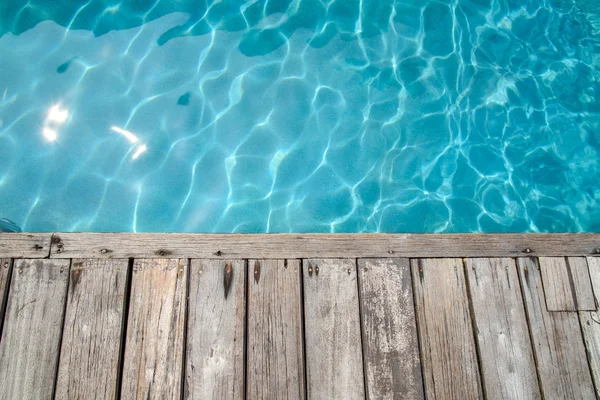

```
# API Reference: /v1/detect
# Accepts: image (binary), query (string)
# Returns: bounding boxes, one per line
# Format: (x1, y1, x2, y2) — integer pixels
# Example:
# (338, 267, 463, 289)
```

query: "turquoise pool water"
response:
(0, 0, 599, 233)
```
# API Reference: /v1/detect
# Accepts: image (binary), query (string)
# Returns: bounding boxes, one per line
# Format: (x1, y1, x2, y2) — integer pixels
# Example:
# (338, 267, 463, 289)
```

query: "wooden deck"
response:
(1, 233, 600, 399)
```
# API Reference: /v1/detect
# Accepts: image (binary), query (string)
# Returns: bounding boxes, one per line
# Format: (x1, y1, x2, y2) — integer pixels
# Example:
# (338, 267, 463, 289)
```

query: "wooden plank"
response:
(411, 258, 482, 400)
(185, 259, 245, 400)
(587, 257, 600, 304)
(55, 259, 128, 400)
(465, 258, 541, 399)
(48, 233, 600, 259)
(0, 259, 70, 399)
(358, 258, 424, 399)
(247, 259, 305, 400)
(517, 257, 595, 399)
(540, 257, 595, 311)
(0, 233, 51, 258)
(303, 258, 365, 399)
(121, 259, 187, 400)
(0, 259, 9, 300)
(0, 259, 10, 336)
(579, 257, 600, 397)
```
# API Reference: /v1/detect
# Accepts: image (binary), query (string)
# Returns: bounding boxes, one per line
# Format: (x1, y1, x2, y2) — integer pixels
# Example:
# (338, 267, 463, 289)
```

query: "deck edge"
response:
(0, 233, 590, 259)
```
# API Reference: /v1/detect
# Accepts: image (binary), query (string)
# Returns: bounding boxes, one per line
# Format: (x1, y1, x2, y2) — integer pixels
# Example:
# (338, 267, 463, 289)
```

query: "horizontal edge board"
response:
(0, 234, 52, 258)
(41, 233, 600, 259)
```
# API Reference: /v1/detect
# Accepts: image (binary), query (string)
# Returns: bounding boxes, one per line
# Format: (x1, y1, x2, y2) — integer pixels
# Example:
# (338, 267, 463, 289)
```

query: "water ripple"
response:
(0, 0, 599, 232)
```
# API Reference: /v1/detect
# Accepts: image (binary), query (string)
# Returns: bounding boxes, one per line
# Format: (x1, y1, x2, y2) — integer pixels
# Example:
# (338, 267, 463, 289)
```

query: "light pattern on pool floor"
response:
(0, 0, 599, 232)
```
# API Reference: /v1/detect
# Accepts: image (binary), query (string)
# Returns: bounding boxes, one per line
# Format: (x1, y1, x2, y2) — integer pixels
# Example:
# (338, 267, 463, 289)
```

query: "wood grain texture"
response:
(55, 259, 128, 400)
(357, 258, 423, 400)
(0, 233, 51, 258)
(465, 258, 540, 399)
(186, 259, 245, 400)
(517, 257, 595, 399)
(247, 260, 305, 400)
(411, 258, 482, 400)
(0, 259, 70, 399)
(0, 259, 9, 300)
(303, 258, 365, 400)
(540, 257, 596, 311)
(0, 259, 10, 336)
(48, 233, 600, 259)
(579, 257, 600, 397)
(122, 259, 187, 400)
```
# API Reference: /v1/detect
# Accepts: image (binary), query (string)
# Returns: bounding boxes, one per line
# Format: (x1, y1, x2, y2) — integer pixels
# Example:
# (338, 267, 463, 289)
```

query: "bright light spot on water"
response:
(43, 127, 58, 142)
(132, 144, 147, 160)
(111, 126, 139, 143)
(47, 104, 69, 123)
(42, 103, 69, 142)
(110, 126, 146, 161)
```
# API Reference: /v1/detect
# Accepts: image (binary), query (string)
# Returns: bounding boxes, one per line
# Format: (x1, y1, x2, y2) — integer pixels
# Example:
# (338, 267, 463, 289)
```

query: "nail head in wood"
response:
(101, 249, 107, 254)
(308, 266, 313, 276)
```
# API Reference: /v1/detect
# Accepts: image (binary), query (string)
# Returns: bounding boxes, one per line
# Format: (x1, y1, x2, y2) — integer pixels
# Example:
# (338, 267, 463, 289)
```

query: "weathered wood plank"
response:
(122, 259, 187, 400)
(358, 258, 424, 400)
(579, 257, 600, 397)
(48, 233, 600, 259)
(0, 233, 51, 258)
(303, 258, 365, 400)
(0, 259, 10, 337)
(517, 257, 595, 399)
(0, 259, 9, 300)
(411, 258, 482, 400)
(247, 259, 305, 400)
(540, 257, 596, 311)
(185, 260, 245, 400)
(0, 259, 70, 399)
(465, 258, 540, 399)
(55, 259, 128, 400)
